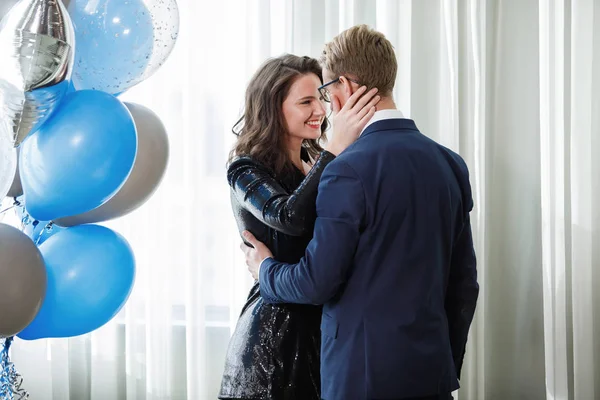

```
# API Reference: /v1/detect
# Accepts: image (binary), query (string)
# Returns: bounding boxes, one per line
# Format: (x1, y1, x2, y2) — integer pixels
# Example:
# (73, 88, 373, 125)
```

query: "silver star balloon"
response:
(0, 0, 74, 147)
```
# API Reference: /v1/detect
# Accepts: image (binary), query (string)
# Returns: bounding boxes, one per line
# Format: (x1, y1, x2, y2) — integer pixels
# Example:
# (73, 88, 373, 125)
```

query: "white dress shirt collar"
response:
(360, 109, 405, 135)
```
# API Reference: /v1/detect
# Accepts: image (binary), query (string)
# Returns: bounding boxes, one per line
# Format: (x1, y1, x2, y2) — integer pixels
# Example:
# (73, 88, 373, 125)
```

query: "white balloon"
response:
(7, 151, 22, 197)
(0, 0, 19, 21)
(0, 133, 17, 202)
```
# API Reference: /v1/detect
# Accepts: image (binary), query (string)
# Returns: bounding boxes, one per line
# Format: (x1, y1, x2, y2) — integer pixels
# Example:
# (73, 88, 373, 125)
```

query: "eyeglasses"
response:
(318, 77, 361, 103)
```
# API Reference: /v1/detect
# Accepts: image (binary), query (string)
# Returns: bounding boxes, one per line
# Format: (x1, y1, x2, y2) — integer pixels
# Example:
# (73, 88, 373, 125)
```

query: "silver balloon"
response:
(0, 0, 19, 200)
(0, 0, 75, 147)
(0, 223, 47, 338)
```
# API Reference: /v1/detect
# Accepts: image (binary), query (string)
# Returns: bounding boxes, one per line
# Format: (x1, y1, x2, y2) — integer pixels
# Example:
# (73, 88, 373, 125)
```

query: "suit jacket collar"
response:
(360, 118, 419, 138)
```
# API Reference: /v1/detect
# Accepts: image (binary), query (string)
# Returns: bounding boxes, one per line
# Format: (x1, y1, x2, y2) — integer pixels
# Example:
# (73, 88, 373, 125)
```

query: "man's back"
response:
(319, 118, 478, 399)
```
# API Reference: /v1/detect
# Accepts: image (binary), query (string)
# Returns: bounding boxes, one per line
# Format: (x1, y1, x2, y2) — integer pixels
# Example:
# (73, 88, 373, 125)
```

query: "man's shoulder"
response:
(404, 131, 469, 174)
(323, 153, 358, 176)
(435, 143, 470, 175)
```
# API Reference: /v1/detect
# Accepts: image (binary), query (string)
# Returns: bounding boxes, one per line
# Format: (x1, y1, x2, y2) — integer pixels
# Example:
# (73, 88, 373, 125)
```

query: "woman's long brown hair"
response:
(229, 54, 329, 174)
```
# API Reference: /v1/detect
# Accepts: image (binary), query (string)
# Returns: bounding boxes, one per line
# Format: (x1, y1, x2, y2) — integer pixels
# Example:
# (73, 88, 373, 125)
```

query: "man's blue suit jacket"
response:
(259, 119, 479, 400)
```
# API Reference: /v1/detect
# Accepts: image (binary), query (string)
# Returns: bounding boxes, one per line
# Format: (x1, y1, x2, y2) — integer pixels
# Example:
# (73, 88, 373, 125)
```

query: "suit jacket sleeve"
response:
(445, 197, 479, 379)
(227, 151, 335, 236)
(259, 159, 365, 304)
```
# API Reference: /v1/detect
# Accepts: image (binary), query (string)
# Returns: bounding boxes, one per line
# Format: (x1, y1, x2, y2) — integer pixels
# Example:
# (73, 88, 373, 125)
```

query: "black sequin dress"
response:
(218, 149, 336, 400)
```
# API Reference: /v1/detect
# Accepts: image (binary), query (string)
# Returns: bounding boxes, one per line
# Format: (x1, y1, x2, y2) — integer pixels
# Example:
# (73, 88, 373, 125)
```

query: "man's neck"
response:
(374, 97, 397, 111)
(359, 98, 404, 136)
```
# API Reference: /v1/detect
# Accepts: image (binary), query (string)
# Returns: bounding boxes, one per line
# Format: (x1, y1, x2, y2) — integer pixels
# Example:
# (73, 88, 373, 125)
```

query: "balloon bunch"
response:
(0, 0, 178, 395)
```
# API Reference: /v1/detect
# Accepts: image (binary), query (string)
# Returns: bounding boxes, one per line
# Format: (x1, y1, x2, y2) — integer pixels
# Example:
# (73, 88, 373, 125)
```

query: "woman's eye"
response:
(301, 100, 311, 105)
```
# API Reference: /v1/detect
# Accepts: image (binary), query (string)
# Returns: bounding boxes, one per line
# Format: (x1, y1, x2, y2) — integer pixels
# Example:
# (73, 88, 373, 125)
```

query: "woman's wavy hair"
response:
(229, 54, 329, 174)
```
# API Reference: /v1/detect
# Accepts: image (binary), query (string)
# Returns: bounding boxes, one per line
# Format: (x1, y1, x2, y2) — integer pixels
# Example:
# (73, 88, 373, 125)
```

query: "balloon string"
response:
(34, 222, 54, 245)
(0, 206, 14, 216)
(11, 200, 32, 233)
(0, 337, 29, 399)
(0, 198, 18, 216)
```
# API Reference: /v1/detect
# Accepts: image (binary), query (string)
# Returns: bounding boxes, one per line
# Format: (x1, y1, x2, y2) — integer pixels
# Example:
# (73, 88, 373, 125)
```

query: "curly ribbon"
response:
(34, 222, 54, 246)
(0, 337, 29, 400)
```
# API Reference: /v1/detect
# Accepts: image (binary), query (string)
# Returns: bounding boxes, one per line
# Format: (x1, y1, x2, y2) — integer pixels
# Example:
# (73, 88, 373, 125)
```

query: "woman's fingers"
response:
(359, 106, 377, 124)
(351, 88, 379, 113)
(356, 94, 381, 119)
(340, 86, 368, 111)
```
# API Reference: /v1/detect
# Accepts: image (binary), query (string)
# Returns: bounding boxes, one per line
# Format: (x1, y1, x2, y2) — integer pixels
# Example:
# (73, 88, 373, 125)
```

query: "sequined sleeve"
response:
(227, 151, 336, 236)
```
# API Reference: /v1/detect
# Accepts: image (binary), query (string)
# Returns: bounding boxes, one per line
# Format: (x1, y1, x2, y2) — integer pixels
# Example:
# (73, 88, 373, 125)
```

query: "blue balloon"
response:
(68, 0, 154, 95)
(20, 90, 137, 221)
(66, 80, 76, 94)
(18, 225, 135, 340)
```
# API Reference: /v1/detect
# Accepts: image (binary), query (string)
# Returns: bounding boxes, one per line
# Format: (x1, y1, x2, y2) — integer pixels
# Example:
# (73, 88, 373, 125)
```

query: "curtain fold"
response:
(7, 1, 598, 399)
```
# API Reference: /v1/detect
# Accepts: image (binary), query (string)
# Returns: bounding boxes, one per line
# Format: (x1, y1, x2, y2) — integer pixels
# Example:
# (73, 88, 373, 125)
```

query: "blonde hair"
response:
(320, 25, 397, 96)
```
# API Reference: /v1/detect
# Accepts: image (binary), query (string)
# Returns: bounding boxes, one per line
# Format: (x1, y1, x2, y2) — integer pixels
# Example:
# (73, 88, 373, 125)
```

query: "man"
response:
(242, 25, 479, 400)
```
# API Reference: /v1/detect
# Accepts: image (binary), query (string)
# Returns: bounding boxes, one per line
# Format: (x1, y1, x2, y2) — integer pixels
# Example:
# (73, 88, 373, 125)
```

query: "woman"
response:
(219, 54, 379, 400)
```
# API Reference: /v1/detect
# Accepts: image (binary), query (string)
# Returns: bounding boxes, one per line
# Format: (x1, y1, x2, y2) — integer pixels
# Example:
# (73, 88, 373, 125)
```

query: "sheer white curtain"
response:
(539, 1, 600, 399)
(9, 0, 599, 399)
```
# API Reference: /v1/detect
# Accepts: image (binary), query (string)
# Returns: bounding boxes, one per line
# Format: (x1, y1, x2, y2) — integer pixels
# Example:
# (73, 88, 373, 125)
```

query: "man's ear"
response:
(338, 76, 355, 97)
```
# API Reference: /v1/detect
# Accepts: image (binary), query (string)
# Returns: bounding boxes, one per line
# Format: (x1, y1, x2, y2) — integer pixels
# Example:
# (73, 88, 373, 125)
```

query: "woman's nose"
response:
(313, 101, 326, 116)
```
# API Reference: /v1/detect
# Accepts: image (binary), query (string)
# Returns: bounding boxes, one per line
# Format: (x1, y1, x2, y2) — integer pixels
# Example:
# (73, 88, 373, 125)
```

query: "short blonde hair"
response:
(320, 25, 397, 96)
